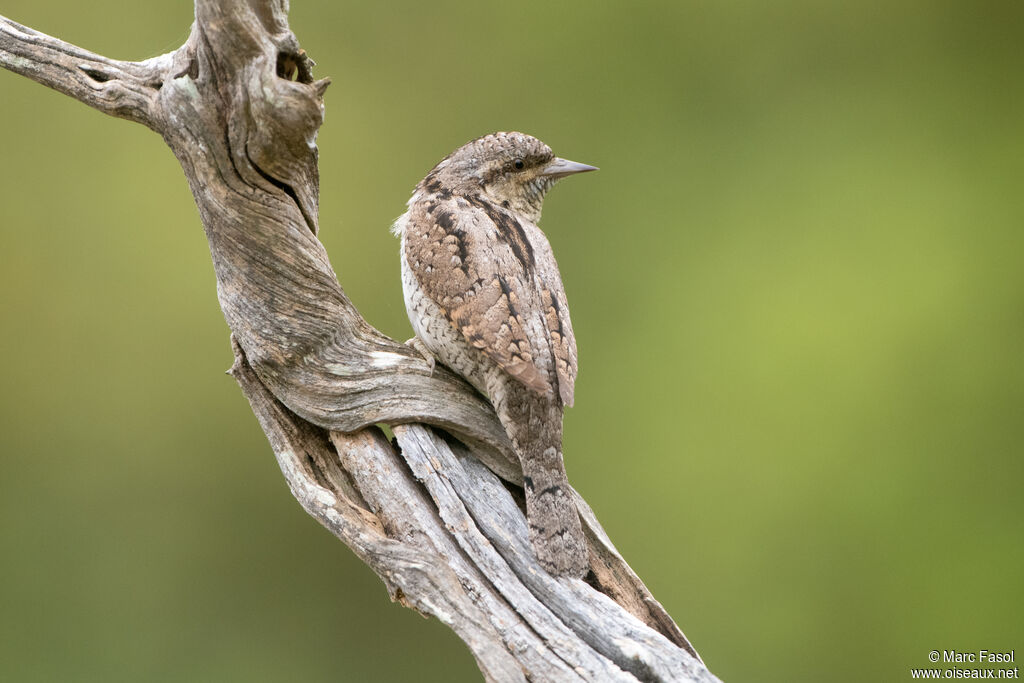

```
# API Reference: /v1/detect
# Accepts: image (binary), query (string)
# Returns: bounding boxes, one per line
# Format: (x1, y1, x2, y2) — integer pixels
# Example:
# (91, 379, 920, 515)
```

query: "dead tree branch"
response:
(1, 3, 720, 681)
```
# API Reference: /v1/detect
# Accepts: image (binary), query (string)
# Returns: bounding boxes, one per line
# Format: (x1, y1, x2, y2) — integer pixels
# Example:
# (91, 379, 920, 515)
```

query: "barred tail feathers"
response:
(521, 434, 588, 578)
(491, 375, 587, 578)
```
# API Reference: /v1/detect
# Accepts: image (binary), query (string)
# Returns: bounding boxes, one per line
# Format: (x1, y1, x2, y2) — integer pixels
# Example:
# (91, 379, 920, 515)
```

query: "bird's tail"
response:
(494, 381, 588, 578)
(521, 433, 589, 578)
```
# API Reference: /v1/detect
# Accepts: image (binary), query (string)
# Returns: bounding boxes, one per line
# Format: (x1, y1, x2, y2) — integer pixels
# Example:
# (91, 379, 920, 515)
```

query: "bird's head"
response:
(421, 132, 597, 224)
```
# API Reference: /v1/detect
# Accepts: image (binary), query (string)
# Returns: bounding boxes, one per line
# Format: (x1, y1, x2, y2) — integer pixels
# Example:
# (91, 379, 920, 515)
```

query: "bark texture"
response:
(1, 3, 721, 681)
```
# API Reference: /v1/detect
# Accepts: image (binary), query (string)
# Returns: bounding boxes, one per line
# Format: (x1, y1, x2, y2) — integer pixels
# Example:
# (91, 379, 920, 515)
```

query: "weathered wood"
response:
(1, 4, 721, 681)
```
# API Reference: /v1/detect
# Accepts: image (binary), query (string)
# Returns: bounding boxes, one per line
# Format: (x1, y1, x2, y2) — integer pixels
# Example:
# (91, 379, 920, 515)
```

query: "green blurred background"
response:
(2, 1, 1022, 681)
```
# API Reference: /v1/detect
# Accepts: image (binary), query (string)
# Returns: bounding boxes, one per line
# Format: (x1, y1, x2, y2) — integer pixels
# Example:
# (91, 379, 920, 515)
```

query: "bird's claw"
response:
(406, 337, 436, 376)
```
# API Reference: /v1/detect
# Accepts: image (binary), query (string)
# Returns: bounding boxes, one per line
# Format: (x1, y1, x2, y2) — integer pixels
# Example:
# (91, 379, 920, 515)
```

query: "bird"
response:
(392, 131, 597, 578)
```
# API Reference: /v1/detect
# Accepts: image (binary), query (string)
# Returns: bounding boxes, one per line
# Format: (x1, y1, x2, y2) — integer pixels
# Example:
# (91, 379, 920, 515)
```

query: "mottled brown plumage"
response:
(393, 131, 596, 577)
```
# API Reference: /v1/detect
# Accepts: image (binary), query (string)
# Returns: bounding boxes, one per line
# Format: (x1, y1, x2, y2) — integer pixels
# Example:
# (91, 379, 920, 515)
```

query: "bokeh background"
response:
(2, 1, 1022, 681)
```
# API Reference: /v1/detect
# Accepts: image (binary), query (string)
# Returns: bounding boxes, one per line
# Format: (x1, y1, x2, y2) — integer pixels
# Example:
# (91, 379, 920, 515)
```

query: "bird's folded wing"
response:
(537, 270, 577, 407)
(404, 196, 571, 400)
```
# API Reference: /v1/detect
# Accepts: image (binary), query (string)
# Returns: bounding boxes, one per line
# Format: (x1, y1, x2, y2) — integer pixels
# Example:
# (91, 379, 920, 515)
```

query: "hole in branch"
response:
(277, 52, 298, 81)
(276, 49, 314, 84)
(80, 65, 111, 83)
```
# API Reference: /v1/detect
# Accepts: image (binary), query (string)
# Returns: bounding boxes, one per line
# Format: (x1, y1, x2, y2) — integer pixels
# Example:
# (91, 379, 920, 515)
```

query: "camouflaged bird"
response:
(392, 132, 597, 578)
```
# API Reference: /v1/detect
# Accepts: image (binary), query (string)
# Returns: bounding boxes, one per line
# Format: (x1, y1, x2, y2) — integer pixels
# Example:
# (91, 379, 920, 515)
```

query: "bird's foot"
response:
(406, 337, 436, 375)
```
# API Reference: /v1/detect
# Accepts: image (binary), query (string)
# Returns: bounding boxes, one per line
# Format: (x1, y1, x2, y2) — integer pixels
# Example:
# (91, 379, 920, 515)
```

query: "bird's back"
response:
(398, 191, 575, 404)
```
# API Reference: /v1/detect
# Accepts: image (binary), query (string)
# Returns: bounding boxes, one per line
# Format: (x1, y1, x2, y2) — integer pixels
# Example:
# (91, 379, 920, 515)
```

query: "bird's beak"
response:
(541, 157, 599, 179)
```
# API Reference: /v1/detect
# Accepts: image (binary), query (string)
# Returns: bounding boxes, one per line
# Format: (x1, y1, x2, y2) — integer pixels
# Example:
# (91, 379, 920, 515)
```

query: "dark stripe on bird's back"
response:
(421, 169, 453, 200)
(496, 274, 520, 319)
(467, 194, 536, 273)
(434, 207, 471, 276)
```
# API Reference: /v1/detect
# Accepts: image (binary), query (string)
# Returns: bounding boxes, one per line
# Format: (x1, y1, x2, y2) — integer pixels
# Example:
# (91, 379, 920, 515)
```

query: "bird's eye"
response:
(513, 159, 525, 170)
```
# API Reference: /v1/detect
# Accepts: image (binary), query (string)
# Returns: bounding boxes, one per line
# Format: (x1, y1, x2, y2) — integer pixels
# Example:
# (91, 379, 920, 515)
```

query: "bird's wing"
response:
(533, 246, 578, 407)
(404, 195, 566, 400)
